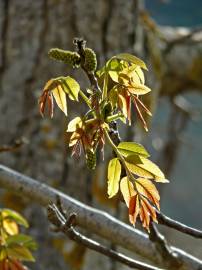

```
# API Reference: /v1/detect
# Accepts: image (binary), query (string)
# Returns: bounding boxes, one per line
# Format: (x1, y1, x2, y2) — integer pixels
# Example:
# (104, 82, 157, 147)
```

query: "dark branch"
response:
(157, 211, 202, 239)
(47, 201, 164, 270)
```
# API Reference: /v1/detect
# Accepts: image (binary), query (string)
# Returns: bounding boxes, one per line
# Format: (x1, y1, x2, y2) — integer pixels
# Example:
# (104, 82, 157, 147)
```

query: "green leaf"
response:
(109, 87, 118, 109)
(0, 247, 7, 261)
(7, 244, 35, 262)
(61, 76, 80, 101)
(1, 209, 29, 228)
(6, 234, 38, 251)
(117, 142, 150, 158)
(107, 158, 121, 198)
(113, 53, 148, 70)
(125, 154, 143, 164)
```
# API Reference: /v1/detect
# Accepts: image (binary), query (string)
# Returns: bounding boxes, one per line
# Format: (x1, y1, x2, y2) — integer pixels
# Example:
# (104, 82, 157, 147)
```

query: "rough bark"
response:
(0, 1, 140, 269)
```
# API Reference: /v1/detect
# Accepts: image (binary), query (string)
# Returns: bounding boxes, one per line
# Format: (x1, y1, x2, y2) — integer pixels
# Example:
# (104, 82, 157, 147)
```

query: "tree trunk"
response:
(0, 1, 141, 269)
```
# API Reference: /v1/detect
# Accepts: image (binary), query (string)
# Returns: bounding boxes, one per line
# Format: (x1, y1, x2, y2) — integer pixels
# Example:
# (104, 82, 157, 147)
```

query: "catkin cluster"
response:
(48, 48, 80, 68)
(86, 149, 96, 170)
(84, 48, 97, 72)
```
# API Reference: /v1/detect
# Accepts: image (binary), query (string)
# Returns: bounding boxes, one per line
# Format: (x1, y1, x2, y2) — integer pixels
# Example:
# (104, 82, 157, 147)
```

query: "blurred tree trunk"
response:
(0, 0, 142, 269)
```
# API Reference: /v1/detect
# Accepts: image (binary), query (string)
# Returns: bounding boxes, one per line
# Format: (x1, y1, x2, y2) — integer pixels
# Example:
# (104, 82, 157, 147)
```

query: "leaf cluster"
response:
(0, 209, 37, 270)
(39, 42, 168, 231)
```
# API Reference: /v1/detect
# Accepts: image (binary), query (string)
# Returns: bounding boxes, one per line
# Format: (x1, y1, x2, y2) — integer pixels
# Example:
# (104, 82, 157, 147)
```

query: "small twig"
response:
(47, 201, 164, 270)
(0, 137, 28, 153)
(157, 211, 202, 239)
(149, 222, 182, 268)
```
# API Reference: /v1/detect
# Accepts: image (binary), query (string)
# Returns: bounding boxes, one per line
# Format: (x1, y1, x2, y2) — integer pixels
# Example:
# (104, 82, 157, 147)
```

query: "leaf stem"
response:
(79, 90, 91, 108)
(106, 113, 124, 123)
(104, 129, 135, 182)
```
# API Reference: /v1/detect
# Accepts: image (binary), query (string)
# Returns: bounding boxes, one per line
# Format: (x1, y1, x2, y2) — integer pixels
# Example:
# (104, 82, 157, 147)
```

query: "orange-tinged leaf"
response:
(43, 79, 59, 92)
(107, 158, 121, 198)
(52, 85, 67, 116)
(136, 178, 160, 210)
(129, 195, 139, 225)
(120, 177, 136, 207)
(140, 202, 150, 230)
(142, 198, 157, 223)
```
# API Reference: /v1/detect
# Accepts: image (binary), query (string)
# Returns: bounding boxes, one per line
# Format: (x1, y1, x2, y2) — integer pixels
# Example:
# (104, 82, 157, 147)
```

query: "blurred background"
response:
(0, 0, 202, 269)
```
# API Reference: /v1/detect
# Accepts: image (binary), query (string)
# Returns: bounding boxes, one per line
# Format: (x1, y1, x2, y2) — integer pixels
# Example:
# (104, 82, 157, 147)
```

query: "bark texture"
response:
(0, 1, 139, 269)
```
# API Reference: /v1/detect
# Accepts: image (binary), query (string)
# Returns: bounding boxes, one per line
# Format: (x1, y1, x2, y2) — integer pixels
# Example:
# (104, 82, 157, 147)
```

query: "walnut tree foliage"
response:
(0, 208, 37, 270)
(39, 38, 168, 231)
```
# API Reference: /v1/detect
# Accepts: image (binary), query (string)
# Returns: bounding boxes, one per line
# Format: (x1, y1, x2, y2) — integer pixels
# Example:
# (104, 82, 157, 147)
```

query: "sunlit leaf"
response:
(138, 157, 167, 182)
(118, 92, 128, 119)
(136, 178, 160, 210)
(7, 244, 35, 262)
(1, 209, 28, 228)
(127, 83, 151, 95)
(6, 234, 38, 251)
(107, 158, 121, 198)
(120, 177, 136, 207)
(67, 117, 82, 132)
(113, 53, 148, 70)
(0, 247, 7, 261)
(129, 195, 139, 225)
(135, 66, 145, 84)
(117, 142, 150, 158)
(61, 76, 80, 101)
(2, 220, 18, 235)
(109, 87, 118, 109)
(52, 85, 67, 116)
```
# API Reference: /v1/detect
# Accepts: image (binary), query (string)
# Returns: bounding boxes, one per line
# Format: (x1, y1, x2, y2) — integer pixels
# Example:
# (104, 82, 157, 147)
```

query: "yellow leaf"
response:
(107, 158, 121, 198)
(120, 177, 136, 207)
(135, 66, 145, 84)
(118, 92, 127, 118)
(61, 76, 80, 101)
(126, 157, 168, 182)
(52, 85, 67, 116)
(114, 53, 148, 70)
(138, 157, 167, 182)
(67, 117, 82, 132)
(3, 219, 19, 235)
(128, 83, 151, 95)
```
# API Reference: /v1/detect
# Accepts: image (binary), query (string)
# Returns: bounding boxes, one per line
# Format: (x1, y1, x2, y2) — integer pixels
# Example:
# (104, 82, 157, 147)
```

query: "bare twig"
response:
(149, 222, 182, 268)
(0, 137, 28, 153)
(47, 202, 164, 270)
(157, 211, 202, 239)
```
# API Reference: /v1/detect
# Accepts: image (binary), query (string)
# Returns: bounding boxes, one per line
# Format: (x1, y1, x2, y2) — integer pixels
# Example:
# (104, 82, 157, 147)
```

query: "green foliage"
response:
(39, 39, 168, 231)
(0, 208, 37, 269)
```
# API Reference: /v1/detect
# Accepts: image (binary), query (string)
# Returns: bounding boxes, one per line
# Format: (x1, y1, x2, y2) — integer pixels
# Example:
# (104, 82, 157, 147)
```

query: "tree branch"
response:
(157, 211, 202, 239)
(47, 202, 164, 270)
(0, 164, 202, 270)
